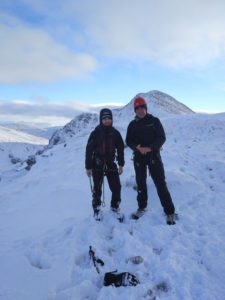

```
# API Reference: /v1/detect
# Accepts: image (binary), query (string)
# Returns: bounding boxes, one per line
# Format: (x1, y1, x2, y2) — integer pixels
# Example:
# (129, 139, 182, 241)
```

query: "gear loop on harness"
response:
(101, 160, 107, 207)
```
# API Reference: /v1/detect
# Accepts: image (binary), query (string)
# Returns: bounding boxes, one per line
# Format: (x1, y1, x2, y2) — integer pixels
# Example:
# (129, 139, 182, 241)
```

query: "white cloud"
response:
(0, 114, 71, 127)
(27, 0, 225, 68)
(0, 13, 97, 84)
(0, 98, 126, 126)
(0, 99, 93, 117)
(0, 99, 97, 126)
(1, 0, 225, 75)
(74, 0, 225, 68)
(92, 102, 125, 107)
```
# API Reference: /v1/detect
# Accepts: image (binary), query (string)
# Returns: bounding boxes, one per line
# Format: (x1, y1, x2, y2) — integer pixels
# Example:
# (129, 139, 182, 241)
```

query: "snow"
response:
(0, 125, 48, 178)
(0, 125, 48, 144)
(0, 96, 225, 299)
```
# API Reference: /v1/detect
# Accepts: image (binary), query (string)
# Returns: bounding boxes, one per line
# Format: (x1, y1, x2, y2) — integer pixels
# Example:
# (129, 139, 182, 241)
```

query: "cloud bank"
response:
(0, 99, 93, 126)
(0, 99, 124, 126)
(0, 13, 97, 84)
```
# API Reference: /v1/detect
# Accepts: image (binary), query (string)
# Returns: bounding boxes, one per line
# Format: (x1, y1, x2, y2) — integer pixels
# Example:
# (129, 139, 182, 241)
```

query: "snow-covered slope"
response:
(0, 104, 225, 300)
(0, 126, 48, 144)
(1, 122, 60, 139)
(0, 126, 48, 175)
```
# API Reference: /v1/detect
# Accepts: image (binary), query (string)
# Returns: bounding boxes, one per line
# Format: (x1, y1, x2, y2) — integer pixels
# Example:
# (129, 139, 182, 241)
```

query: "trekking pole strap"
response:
(89, 176, 93, 193)
(101, 161, 108, 207)
(102, 175, 106, 207)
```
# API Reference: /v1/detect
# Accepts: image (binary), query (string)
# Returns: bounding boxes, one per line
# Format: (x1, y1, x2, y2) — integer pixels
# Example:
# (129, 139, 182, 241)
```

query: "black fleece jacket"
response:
(126, 113, 166, 158)
(85, 125, 124, 169)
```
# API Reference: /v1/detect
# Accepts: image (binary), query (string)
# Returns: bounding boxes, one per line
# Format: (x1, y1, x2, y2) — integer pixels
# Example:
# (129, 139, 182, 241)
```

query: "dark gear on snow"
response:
(104, 271, 140, 287)
(89, 247, 140, 286)
(89, 246, 104, 273)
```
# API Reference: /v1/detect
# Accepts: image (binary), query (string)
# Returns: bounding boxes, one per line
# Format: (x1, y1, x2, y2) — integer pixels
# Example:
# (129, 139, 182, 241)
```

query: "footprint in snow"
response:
(26, 248, 52, 269)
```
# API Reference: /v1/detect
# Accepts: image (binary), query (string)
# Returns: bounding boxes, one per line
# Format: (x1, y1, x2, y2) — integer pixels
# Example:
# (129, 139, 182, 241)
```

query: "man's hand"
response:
(86, 169, 92, 177)
(136, 145, 152, 155)
(118, 166, 123, 175)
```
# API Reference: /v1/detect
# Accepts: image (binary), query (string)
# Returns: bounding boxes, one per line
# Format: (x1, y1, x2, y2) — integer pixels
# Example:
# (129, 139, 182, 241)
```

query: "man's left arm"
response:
(150, 118, 166, 151)
(116, 131, 125, 168)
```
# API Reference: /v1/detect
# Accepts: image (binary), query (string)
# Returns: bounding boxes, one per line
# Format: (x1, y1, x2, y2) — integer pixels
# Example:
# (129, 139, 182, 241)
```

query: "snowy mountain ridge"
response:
(116, 90, 194, 118)
(48, 90, 194, 148)
(2, 90, 189, 174)
(49, 113, 98, 148)
(139, 90, 194, 115)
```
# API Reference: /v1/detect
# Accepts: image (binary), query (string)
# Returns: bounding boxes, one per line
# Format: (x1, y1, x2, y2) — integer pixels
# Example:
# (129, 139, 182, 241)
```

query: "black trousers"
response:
(134, 159, 175, 215)
(92, 163, 121, 210)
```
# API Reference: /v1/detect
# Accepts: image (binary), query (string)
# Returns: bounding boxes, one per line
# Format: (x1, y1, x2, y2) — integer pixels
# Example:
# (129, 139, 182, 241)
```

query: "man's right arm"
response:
(85, 131, 96, 171)
(126, 122, 139, 151)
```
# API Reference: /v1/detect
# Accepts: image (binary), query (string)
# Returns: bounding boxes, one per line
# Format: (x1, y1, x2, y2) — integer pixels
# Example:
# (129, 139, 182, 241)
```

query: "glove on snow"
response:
(104, 271, 140, 287)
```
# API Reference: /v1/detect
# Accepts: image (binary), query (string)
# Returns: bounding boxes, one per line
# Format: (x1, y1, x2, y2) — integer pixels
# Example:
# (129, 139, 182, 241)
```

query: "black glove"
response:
(96, 258, 104, 266)
(104, 271, 140, 287)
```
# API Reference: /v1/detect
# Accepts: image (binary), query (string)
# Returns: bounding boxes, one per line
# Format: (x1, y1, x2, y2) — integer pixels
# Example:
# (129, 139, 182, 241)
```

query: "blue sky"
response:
(0, 0, 225, 112)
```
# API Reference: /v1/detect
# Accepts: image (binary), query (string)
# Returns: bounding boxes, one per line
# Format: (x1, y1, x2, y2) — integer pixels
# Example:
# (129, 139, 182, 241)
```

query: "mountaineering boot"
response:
(93, 206, 103, 221)
(111, 207, 124, 223)
(130, 208, 146, 220)
(166, 213, 176, 225)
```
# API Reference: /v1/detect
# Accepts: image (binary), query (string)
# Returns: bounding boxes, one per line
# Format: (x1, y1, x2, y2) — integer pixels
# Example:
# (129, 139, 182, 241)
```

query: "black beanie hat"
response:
(99, 108, 113, 124)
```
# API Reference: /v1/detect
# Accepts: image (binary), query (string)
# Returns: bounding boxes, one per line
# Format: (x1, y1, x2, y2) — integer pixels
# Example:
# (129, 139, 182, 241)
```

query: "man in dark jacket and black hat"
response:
(126, 97, 176, 225)
(85, 108, 125, 221)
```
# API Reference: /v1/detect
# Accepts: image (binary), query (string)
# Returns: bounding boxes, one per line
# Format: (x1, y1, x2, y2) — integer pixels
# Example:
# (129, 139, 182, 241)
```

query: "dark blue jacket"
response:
(126, 113, 166, 161)
(85, 125, 124, 169)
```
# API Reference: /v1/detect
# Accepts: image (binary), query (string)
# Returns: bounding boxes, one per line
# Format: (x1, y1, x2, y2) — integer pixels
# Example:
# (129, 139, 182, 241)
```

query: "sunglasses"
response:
(102, 117, 112, 120)
(135, 105, 146, 110)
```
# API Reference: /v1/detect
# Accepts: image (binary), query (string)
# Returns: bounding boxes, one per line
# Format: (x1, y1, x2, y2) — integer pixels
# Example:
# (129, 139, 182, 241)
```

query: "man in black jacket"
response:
(126, 97, 176, 225)
(85, 108, 125, 221)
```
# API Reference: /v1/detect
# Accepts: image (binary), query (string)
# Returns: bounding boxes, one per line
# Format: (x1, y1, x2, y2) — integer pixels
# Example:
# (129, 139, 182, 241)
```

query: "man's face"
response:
(135, 105, 147, 118)
(102, 117, 112, 126)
